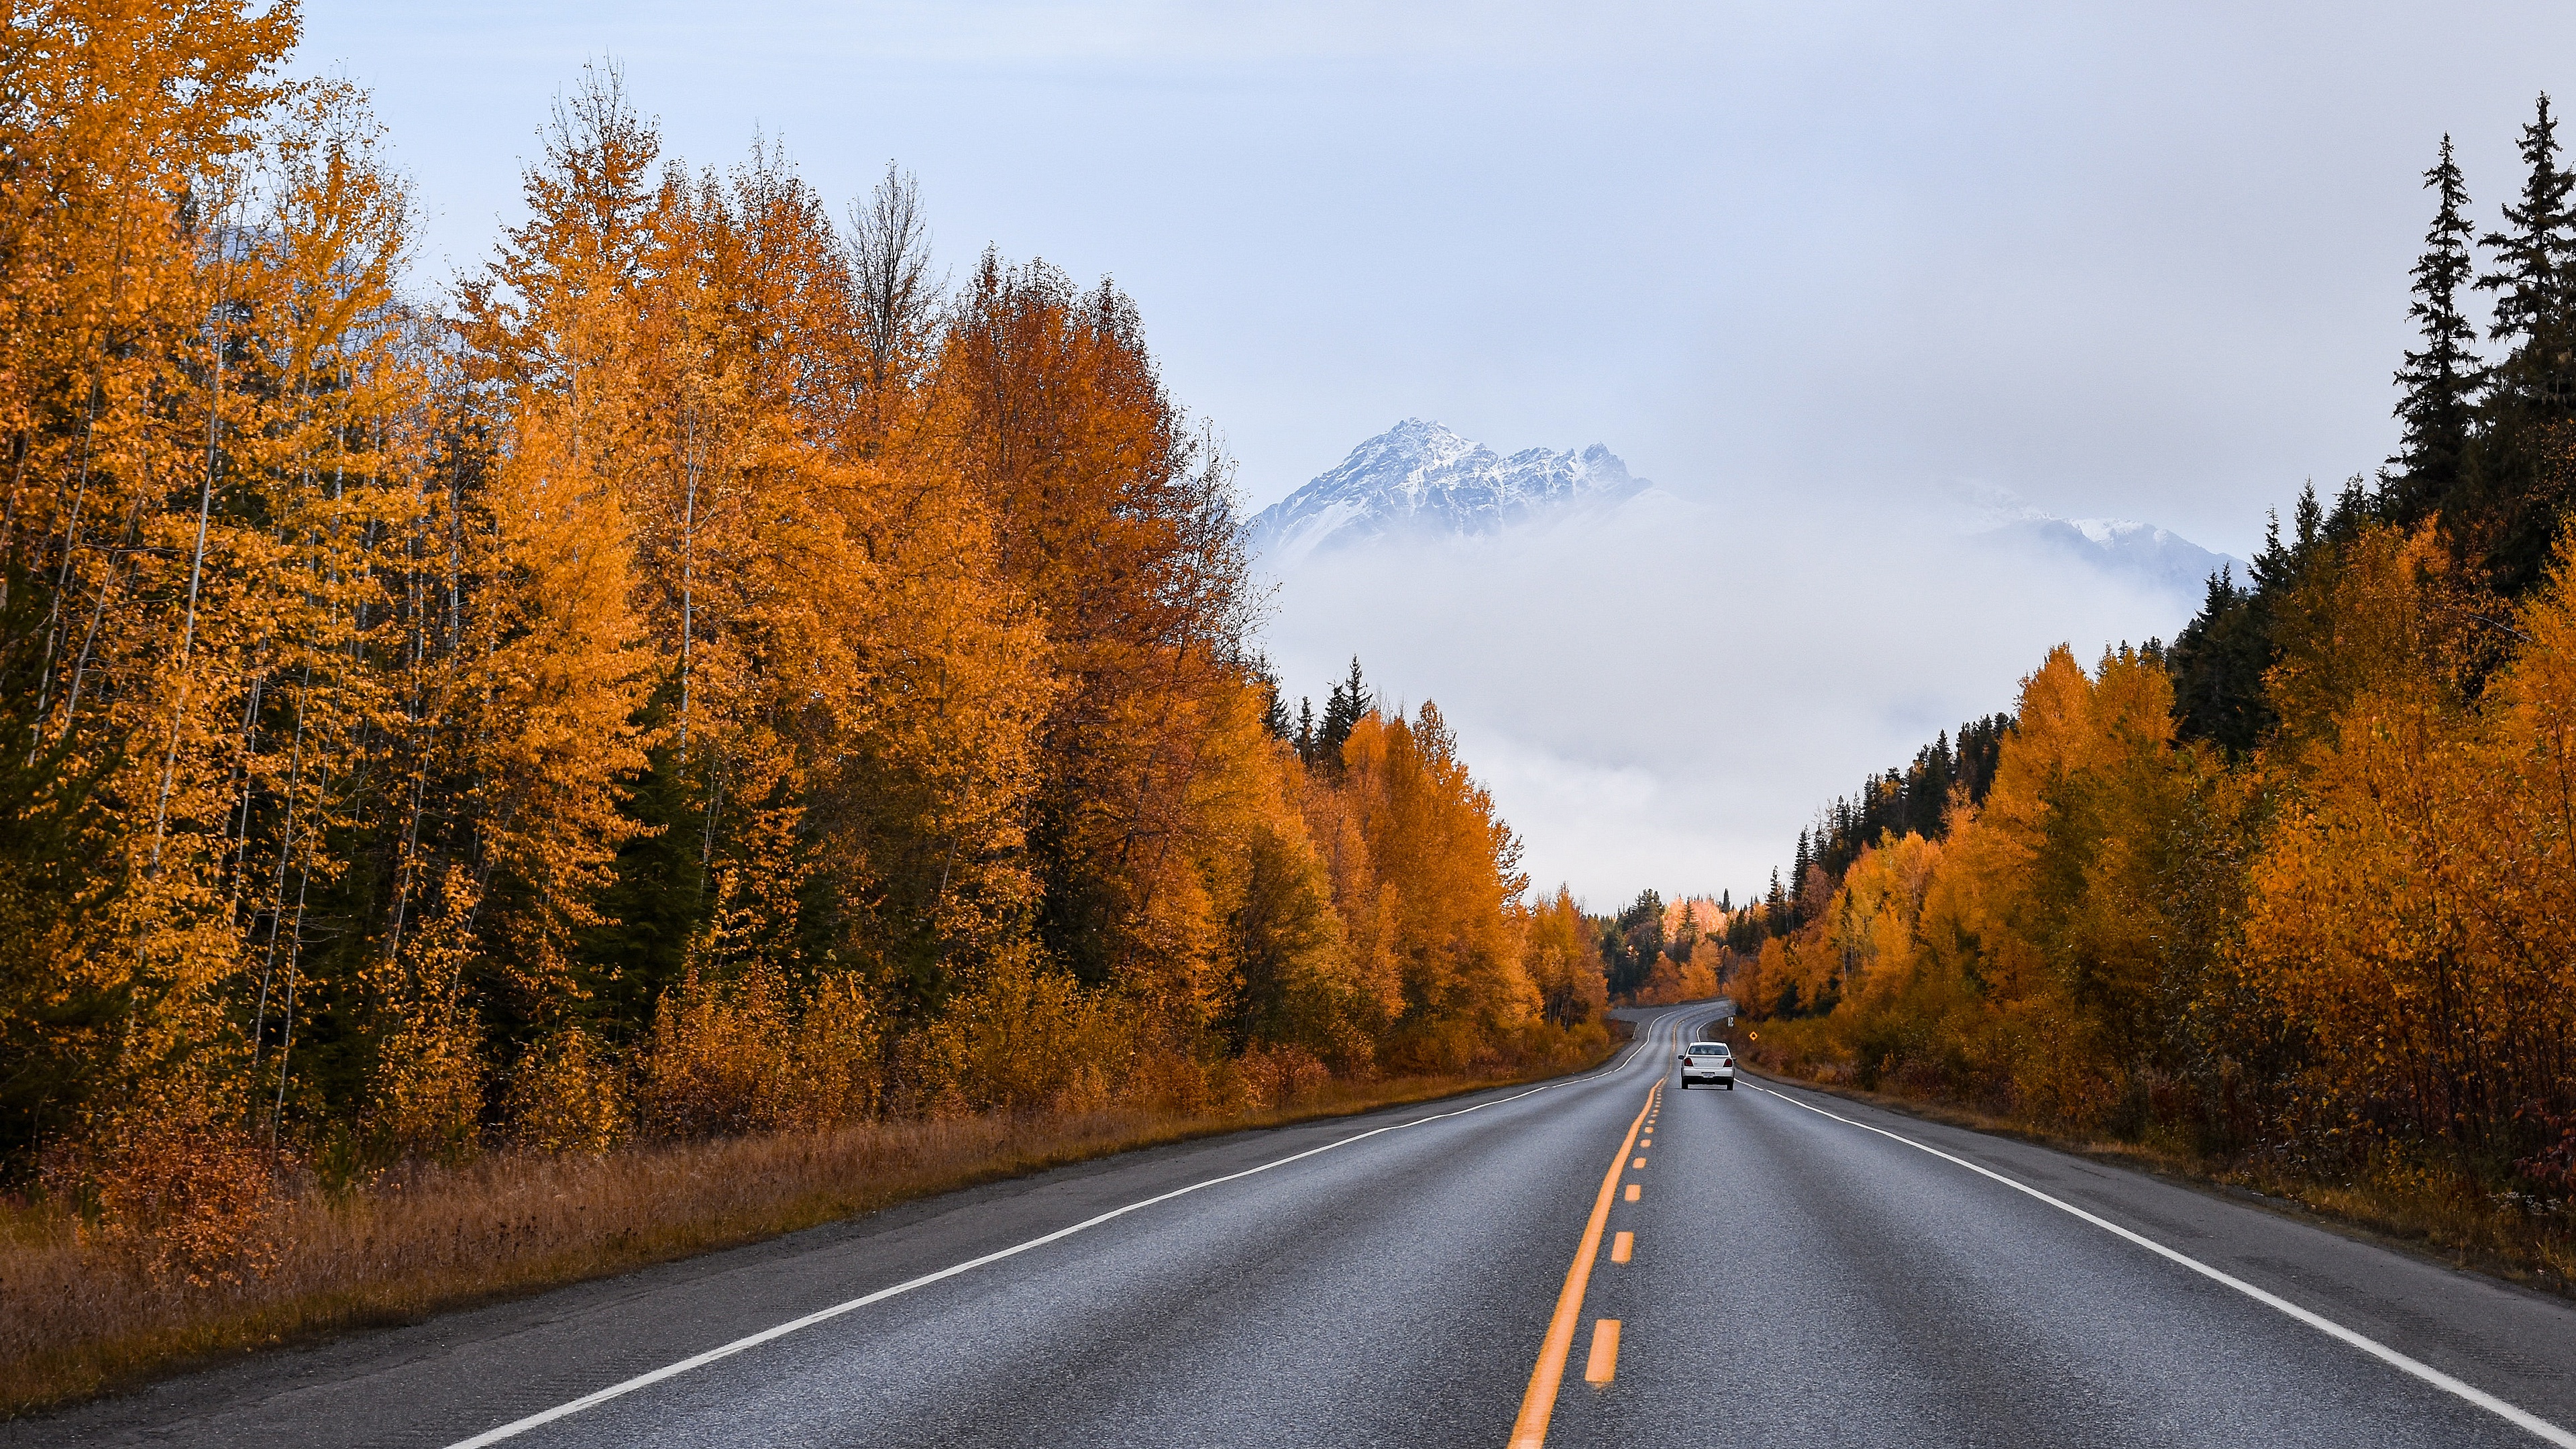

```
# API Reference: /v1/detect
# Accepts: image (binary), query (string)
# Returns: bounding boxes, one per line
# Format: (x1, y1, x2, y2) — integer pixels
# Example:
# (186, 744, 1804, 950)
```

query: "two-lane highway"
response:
(1559, 1057, 2575, 1446)
(19, 1006, 2576, 1447)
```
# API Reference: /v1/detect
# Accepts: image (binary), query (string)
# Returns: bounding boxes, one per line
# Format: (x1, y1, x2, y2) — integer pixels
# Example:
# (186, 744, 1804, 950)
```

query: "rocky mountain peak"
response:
(1249, 420, 1650, 564)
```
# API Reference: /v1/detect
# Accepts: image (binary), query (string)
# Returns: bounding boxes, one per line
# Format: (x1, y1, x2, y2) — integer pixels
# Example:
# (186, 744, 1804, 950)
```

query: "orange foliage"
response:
(0, 11, 1603, 1297)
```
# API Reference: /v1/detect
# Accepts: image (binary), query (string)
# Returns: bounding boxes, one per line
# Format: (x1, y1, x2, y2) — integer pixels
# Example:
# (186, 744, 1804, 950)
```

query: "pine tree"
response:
(2388, 136, 2483, 527)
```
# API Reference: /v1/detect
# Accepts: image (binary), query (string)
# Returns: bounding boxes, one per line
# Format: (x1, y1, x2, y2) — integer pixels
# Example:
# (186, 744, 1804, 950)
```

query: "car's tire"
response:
(1680, 1079, 1690, 1089)
(1725, 1081, 1735, 1090)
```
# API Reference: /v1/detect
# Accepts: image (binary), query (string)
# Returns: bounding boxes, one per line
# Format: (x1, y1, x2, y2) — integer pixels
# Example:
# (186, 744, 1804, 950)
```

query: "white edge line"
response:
(1744, 1081, 2576, 1448)
(444, 1006, 1705, 1448)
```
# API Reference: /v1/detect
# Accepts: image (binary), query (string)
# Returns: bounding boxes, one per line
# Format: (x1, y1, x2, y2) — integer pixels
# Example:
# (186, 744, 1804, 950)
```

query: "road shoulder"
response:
(1735, 1068, 2576, 1431)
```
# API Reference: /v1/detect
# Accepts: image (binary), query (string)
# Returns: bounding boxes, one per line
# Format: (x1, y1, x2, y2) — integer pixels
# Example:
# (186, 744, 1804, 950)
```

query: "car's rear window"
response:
(1688, 1042, 1728, 1055)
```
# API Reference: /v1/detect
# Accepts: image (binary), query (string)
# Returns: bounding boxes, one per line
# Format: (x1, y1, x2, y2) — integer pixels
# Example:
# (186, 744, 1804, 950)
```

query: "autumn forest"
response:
(1718, 99, 2576, 1264)
(0, 0, 1613, 1348)
(18, 0, 2576, 1409)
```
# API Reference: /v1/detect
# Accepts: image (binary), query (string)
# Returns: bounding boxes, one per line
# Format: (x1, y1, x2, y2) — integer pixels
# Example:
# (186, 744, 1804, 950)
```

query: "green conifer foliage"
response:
(1314, 656, 1368, 771)
(1597, 888, 1664, 999)
(2478, 97, 2576, 384)
(2465, 94, 2576, 596)
(2389, 136, 2484, 528)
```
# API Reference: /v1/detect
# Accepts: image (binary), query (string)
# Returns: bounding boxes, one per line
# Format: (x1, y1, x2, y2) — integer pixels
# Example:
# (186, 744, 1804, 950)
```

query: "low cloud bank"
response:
(1255, 486, 2213, 905)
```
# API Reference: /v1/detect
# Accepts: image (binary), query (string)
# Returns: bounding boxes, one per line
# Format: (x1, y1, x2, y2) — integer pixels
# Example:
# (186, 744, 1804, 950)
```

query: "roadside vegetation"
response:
(1704, 102, 2576, 1292)
(0, 0, 1615, 1412)
(0, 1053, 1615, 1415)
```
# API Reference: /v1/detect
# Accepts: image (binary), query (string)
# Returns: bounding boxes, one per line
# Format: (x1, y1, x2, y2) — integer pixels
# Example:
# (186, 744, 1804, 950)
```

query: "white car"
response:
(1678, 1041, 1735, 1089)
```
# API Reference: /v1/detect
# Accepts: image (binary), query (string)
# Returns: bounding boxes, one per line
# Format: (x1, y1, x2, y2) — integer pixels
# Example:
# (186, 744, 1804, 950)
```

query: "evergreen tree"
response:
(1315, 656, 1369, 771)
(1295, 697, 1315, 764)
(2465, 93, 2576, 595)
(2388, 135, 2483, 528)
(2479, 96, 2576, 384)
(1907, 730, 1953, 837)
(1250, 652, 1293, 742)
(1599, 889, 1665, 998)
(2292, 482, 2324, 555)
(2249, 506, 2296, 592)
(2169, 564, 2275, 753)
(1953, 713, 2010, 803)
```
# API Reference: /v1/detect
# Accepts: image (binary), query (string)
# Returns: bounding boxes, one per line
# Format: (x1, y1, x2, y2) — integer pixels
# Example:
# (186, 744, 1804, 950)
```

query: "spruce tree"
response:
(2169, 565, 2274, 754)
(2249, 507, 2295, 592)
(1252, 653, 1293, 742)
(2479, 96, 2575, 386)
(1315, 656, 1370, 771)
(2466, 93, 2576, 595)
(1909, 731, 1953, 838)
(2389, 136, 2483, 528)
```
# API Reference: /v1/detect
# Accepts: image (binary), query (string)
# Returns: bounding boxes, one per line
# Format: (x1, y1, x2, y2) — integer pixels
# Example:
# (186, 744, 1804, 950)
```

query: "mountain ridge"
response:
(1252, 421, 2241, 596)
(1247, 419, 1650, 565)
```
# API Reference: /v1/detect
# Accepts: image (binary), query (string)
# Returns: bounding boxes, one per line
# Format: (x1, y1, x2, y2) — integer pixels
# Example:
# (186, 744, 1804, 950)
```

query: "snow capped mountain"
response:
(1955, 484, 2242, 594)
(1248, 419, 1651, 565)
(1988, 517, 2239, 593)
(1249, 423, 2237, 599)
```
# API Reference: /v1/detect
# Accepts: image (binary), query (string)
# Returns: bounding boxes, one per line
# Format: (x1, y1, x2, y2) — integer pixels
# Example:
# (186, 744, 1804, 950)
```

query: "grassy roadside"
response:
(1, 1043, 1622, 1421)
(1731, 1059, 2576, 1303)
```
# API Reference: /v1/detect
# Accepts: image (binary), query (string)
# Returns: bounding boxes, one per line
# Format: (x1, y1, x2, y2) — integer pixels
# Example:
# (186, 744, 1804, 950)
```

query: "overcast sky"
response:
(301, 1, 2576, 902)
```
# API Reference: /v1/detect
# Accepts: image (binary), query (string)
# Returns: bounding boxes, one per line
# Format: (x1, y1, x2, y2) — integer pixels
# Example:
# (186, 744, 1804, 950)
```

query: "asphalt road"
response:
(20, 1004, 2576, 1448)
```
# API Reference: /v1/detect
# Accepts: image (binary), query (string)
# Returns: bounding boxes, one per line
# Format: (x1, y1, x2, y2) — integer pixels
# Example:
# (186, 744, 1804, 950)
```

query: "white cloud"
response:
(1258, 479, 2204, 904)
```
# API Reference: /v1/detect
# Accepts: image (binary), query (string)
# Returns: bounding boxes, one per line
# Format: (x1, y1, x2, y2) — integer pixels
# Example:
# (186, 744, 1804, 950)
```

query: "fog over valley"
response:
(1251, 421, 2236, 902)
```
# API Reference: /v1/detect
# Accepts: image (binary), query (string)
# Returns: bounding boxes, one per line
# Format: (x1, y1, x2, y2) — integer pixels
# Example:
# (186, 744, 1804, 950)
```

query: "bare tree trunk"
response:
(250, 664, 314, 1061)
(55, 497, 145, 742)
(149, 274, 233, 869)
(678, 416, 698, 761)
(28, 372, 105, 765)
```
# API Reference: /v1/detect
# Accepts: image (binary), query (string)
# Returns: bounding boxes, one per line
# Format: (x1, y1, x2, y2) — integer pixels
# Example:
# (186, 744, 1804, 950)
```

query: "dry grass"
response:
(0, 1059, 1608, 1420)
(1731, 1048, 2576, 1301)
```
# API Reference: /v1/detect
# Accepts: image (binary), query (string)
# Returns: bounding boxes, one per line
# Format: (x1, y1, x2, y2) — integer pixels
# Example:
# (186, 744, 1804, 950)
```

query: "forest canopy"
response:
(1721, 97, 2576, 1222)
(0, 1, 1605, 1277)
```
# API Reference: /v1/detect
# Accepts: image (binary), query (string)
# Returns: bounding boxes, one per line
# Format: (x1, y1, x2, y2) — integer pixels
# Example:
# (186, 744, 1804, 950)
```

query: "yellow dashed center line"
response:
(1506, 1078, 1658, 1448)
(1623, 1183, 1640, 1202)
(1585, 1320, 1621, 1385)
(1630, 1157, 1645, 1169)
(1610, 1231, 1633, 1264)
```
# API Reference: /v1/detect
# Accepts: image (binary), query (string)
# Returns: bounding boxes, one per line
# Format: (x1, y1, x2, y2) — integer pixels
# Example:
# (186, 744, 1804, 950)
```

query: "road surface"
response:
(19, 1005, 2576, 1447)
